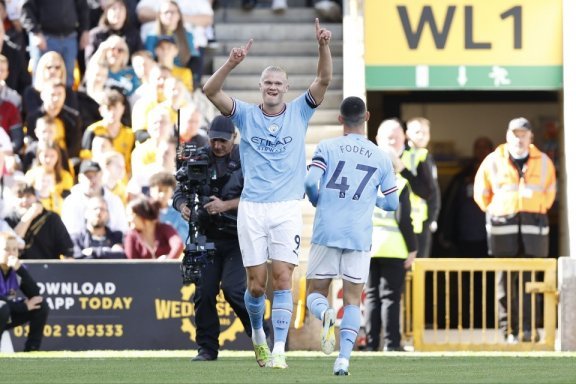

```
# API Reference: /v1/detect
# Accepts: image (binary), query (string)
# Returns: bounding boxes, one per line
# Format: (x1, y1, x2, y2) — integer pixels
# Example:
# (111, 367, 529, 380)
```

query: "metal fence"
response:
(406, 258, 557, 351)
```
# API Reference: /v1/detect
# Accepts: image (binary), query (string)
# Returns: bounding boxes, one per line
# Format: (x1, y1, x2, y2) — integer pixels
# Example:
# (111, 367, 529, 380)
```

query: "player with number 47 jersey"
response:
(308, 131, 398, 251)
(304, 97, 398, 376)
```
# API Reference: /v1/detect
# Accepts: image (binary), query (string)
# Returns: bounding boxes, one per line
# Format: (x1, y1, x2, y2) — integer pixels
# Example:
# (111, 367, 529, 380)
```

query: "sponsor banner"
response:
(365, 0, 563, 90)
(9, 261, 258, 351)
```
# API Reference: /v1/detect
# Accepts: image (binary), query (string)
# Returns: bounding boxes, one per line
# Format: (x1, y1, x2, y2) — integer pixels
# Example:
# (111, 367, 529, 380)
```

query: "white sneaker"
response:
(321, 307, 336, 355)
(333, 357, 349, 376)
(271, 0, 287, 13)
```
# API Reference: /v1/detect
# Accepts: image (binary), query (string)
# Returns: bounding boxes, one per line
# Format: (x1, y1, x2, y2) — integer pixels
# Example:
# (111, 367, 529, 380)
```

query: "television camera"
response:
(175, 143, 216, 285)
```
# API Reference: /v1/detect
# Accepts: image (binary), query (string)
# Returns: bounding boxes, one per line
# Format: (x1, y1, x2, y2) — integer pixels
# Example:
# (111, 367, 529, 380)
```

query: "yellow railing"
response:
(409, 258, 557, 351)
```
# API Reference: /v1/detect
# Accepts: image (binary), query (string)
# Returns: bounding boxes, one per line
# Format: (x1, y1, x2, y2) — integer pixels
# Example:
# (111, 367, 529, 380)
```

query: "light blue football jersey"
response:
(229, 91, 317, 202)
(310, 134, 398, 251)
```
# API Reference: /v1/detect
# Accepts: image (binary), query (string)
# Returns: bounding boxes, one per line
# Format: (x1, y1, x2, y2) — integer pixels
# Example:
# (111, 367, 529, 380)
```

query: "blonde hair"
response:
(260, 66, 288, 81)
(34, 51, 67, 91)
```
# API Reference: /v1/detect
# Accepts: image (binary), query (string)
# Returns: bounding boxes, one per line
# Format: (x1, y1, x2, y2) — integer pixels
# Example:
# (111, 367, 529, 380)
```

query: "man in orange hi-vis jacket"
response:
(474, 117, 556, 344)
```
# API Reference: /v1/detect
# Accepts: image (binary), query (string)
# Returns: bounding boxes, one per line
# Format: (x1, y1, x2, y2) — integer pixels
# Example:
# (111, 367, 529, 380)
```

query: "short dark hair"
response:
(340, 96, 366, 127)
(128, 196, 161, 221)
(15, 183, 37, 198)
(149, 171, 177, 189)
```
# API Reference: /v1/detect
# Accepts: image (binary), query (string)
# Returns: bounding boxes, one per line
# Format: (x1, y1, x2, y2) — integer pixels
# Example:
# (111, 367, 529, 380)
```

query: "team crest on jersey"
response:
(268, 123, 280, 135)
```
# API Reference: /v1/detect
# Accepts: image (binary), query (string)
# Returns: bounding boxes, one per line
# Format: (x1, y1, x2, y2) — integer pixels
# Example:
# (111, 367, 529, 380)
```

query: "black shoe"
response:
(383, 345, 406, 352)
(191, 353, 217, 361)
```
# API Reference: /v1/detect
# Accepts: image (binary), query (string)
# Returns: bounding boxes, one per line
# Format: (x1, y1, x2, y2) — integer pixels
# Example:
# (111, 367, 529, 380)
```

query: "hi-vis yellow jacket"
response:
(401, 147, 428, 234)
(473, 144, 556, 257)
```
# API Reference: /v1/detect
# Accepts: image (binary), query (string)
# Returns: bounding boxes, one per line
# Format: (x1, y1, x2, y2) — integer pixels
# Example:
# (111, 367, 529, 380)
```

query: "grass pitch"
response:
(1, 351, 575, 384)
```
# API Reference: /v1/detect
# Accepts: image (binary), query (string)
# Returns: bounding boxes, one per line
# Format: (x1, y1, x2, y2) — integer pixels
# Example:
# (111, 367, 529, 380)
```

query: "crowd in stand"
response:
(0, 0, 228, 260)
(0, 0, 342, 261)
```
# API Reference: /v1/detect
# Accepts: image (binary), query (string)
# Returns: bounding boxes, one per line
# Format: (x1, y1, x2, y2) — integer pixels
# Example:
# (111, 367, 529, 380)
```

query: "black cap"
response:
(79, 160, 101, 174)
(508, 117, 532, 132)
(208, 116, 235, 141)
(156, 35, 177, 47)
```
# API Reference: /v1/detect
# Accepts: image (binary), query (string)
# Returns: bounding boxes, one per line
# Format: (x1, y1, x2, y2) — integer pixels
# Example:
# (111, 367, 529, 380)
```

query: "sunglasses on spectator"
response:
(111, 47, 126, 53)
(46, 65, 62, 70)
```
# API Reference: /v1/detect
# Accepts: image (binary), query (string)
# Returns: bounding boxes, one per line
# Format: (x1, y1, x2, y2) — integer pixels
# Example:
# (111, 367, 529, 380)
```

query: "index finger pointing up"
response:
(244, 39, 253, 52)
(315, 17, 320, 33)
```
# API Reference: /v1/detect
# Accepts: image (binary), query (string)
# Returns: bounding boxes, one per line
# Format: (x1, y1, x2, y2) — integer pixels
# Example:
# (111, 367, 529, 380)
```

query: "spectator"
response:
(84, 0, 143, 64)
(0, 18, 31, 95)
(61, 160, 128, 235)
(23, 51, 79, 116)
(159, 76, 193, 125)
(0, 54, 22, 152)
(88, 34, 140, 99)
(124, 195, 184, 259)
(438, 136, 494, 257)
(129, 50, 156, 105)
(177, 104, 208, 147)
(406, 117, 441, 258)
(21, 0, 90, 88)
(5, 183, 74, 260)
(25, 80, 82, 159)
(142, 0, 199, 82)
(81, 88, 135, 175)
(98, 150, 128, 205)
(72, 195, 126, 259)
(137, 0, 213, 88)
(0, 53, 21, 109)
(24, 141, 74, 214)
(154, 35, 193, 93)
(0, 232, 50, 351)
(473, 117, 556, 343)
(128, 136, 177, 198)
(0, 0, 26, 53)
(130, 64, 173, 141)
(76, 60, 108, 128)
(88, 134, 115, 162)
(149, 171, 188, 243)
(130, 105, 174, 188)
(21, 115, 71, 173)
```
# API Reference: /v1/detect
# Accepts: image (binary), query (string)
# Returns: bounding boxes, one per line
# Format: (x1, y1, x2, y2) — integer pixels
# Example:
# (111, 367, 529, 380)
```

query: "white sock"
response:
(252, 327, 267, 345)
(272, 341, 285, 355)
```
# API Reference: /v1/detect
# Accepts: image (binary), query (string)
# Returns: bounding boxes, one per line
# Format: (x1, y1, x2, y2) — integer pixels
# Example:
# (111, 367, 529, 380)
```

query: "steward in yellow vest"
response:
(364, 175, 417, 351)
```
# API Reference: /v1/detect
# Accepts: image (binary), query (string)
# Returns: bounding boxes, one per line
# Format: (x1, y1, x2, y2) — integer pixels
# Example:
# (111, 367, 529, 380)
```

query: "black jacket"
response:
(21, 0, 90, 35)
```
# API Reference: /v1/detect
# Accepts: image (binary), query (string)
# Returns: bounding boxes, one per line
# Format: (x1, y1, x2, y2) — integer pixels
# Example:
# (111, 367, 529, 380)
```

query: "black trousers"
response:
(497, 269, 538, 339)
(193, 237, 252, 356)
(364, 258, 406, 350)
(0, 299, 50, 351)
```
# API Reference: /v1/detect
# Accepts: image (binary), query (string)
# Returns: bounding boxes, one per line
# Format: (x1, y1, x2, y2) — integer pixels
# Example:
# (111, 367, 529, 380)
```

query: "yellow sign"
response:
(365, 0, 562, 66)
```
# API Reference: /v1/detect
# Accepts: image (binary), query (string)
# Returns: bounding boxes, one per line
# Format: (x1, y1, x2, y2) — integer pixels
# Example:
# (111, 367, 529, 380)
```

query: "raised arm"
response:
(203, 39, 253, 115)
(309, 18, 333, 105)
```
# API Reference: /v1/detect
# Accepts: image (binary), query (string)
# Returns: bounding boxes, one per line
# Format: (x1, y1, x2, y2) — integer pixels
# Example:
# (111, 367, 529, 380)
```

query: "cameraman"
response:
(173, 116, 253, 361)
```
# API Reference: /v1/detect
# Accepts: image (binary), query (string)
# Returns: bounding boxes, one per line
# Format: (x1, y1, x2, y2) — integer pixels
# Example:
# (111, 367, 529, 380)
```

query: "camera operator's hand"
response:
(178, 203, 192, 221)
(204, 196, 227, 215)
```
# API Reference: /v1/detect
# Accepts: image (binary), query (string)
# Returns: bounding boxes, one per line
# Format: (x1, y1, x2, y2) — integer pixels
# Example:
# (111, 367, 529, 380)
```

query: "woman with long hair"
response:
(143, 0, 199, 81)
(124, 196, 184, 259)
(22, 51, 78, 121)
(24, 141, 74, 215)
(85, 0, 143, 63)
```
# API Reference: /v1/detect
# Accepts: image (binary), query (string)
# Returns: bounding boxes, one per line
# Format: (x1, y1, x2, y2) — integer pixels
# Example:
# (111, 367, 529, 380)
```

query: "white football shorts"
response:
(306, 243, 371, 284)
(237, 200, 303, 267)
